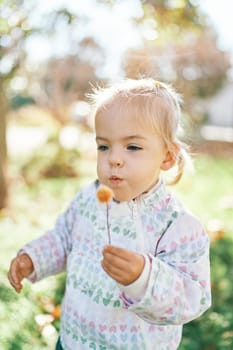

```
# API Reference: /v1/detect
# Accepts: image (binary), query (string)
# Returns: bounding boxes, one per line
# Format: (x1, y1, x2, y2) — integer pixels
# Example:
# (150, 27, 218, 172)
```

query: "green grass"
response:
(0, 154, 232, 349)
(171, 155, 233, 234)
(0, 175, 92, 349)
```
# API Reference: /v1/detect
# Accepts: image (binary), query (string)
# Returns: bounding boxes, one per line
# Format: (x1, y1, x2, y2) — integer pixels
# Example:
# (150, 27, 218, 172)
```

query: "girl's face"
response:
(95, 101, 170, 202)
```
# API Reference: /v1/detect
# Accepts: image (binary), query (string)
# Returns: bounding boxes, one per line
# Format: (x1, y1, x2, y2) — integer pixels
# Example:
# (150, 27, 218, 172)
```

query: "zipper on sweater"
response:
(131, 200, 137, 220)
(130, 199, 145, 251)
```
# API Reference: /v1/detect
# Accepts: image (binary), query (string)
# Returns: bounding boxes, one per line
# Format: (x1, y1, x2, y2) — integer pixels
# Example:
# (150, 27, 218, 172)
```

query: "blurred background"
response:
(0, 0, 232, 349)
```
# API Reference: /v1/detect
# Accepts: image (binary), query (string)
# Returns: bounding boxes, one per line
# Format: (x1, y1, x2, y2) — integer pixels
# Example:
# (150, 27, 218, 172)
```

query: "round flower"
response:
(97, 186, 114, 203)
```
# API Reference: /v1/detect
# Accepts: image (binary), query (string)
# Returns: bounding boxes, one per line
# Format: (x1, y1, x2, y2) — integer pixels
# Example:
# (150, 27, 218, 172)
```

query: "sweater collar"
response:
(129, 177, 169, 209)
(96, 178, 170, 217)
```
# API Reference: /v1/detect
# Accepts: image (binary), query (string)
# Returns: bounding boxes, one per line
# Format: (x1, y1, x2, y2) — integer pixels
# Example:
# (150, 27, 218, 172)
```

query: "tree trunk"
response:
(0, 82, 8, 210)
(0, 157, 7, 209)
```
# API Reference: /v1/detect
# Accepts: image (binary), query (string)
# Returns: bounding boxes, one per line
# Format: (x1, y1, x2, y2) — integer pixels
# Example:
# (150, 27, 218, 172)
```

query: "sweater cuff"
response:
(118, 254, 151, 300)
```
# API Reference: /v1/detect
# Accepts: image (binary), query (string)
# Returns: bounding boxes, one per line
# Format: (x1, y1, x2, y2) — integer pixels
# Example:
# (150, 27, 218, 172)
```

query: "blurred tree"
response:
(0, 2, 105, 208)
(0, 0, 34, 209)
(0, 75, 8, 209)
(19, 4, 106, 125)
(27, 37, 105, 127)
(123, 0, 231, 123)
(140, 0, 207, 31)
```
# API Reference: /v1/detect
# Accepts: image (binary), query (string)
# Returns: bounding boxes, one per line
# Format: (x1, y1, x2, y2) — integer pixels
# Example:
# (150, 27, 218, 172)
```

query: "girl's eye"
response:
(127, 145, 142, 151)
(97, 145, 109, 151)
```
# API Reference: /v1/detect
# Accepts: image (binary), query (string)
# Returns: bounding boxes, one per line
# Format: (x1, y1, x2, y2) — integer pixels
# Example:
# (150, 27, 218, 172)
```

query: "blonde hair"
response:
(90, 78, 191, 185)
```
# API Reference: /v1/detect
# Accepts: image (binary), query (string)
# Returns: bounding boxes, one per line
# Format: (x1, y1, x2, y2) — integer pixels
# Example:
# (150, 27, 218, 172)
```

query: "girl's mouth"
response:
(109, 175, 123, 185)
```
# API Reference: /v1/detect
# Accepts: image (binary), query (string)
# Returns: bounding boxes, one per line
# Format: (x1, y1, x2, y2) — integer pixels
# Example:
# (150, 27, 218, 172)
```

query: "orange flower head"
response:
(97, 186, 114, 203)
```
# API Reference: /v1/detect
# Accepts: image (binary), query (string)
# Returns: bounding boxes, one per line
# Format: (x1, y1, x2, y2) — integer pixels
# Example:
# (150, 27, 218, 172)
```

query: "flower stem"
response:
(106, 203, 111, 244)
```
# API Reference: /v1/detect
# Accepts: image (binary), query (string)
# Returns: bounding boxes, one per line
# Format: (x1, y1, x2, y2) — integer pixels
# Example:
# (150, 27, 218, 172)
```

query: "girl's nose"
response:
(109, 152, 124, 168)
(109, 159, 124, 168)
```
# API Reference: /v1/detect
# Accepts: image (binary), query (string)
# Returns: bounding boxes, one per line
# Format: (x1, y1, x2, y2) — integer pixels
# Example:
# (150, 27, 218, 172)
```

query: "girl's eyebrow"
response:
(96, 135, 146, 142)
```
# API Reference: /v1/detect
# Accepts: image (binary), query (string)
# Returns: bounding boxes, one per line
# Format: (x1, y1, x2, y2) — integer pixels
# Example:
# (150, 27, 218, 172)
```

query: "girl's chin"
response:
(113, 192, 135, 203)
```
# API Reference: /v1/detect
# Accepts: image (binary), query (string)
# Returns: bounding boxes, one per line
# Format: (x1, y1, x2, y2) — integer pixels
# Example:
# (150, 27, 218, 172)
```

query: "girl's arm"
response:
(103, 214, 211, 325)
(15, 195, 77, 283)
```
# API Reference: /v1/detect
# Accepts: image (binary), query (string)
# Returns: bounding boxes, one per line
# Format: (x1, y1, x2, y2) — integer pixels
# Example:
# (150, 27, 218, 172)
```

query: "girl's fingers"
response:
(101, 255, 125, 275)
(102, 245, 145, 284)
(101, 259, 128, 284)
(102, 251, 127, 269)
(102, 247, 144, 272)
(7, 258, 23, 293)
(103, 245, 132, 261)
(7, 270, 22, 292)
(101, 253, 132, 281)
(10, 259, 20, 282)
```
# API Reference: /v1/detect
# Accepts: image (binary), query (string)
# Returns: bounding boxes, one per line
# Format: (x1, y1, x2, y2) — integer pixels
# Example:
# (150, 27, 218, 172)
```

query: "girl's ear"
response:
(160, 144, 180, 171)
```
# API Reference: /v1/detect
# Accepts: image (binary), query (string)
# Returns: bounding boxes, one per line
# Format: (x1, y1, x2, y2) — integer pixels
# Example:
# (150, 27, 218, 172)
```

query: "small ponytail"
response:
(166, 145, 193, 185)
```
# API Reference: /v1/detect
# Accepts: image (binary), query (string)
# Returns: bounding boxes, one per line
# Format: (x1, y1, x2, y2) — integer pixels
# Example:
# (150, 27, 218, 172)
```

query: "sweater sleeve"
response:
(119, 214, 211, 325)
(118, 254, 151, 300)
(20, 194, 78, 282)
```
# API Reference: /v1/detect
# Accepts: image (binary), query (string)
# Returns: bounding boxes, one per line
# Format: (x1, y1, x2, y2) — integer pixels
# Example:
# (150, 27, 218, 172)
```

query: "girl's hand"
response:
(8, 253, 34, 293)
(101, 245, 145, 285)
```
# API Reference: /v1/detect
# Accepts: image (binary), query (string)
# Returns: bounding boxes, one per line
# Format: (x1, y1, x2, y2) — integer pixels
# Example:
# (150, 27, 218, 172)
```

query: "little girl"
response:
(8, 78, 211, 350)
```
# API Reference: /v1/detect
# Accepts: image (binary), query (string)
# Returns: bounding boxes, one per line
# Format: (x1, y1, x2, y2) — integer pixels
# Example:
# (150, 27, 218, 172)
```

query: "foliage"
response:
(180, 237, 233, 350)
(123, 0, 231, 125)
(0, 154, 233, 349)
(0, 280, 49, 350)
(11, 95, 36, 110)
(174, 155, 233, 348)
(124, 34, 230, 102)
(0, 0, 37, 209)
(0, 0, 106, 208)
(20, 136, 81, 184)
(0, 0, 33, 80)
(172, 155, 233, 234)
(0, 176, 83, 349)
(141, 0, 207, 31)
(31, 51, 105, 126)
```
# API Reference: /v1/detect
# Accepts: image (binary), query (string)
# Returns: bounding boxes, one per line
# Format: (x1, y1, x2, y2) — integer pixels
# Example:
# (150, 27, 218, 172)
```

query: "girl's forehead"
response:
(95, 105, 163, 141)
(96, 107, 140, 129)
(97, 96, 148, 119)
(95, 95, 164, 129)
